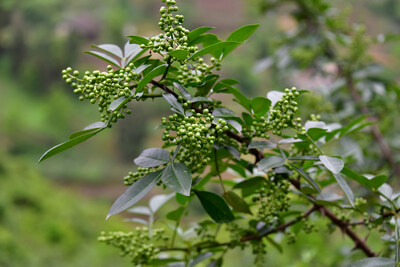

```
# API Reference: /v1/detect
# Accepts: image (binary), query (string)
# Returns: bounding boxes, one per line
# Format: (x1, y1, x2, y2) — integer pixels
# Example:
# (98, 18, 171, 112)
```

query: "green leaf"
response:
(251, 97, 271, 118)
(150, 258, 183, 266)
(176, 193, 191, 205)
(223, 191, 252, 214)
(224, 24, 259, 56)
(258, 156, 285, 171)
(339, 115, 367, 137)
(106, 170, 164, 219)
(162, 163, 192, 196)
(168, 49, 189, 61)
(314, 193, 343, 207)
(166, 207, 185, 221)
(108, 96, 127, 111)
(226, 24, 259, 43)
(228, 164, 247, 177)
(128, 35, 150, 45)
(128, 206, 151, 215)
(189, 41, 241, 59)
(319, 155, 344, 174)
(291, 165, 321, 193)
(307, 128, 328, 141)
(134, 148, 171, 167)
(92, 44, 123, 58)
(69, 121, 106, 139)
(212, 108, 239, 118)
(189, 33, 220, 47)
(242, 112, 253, 126)
(84, 51, 120, 67)
(149, 193, 174, 213)
(288, 156, 319, 161)
(333, 173, 354, 207)
(38, 128, 104, 163)
(213, 79, 239, 92)
(193, 173, 213, 190)
(342, 167, 388, 190)
(189, 252, 214, 267)
(233, 177, 267, 197)
(136, 64, 167, 92)
(188, 26, 214, 42)
(195, 191, 234, 223)
(348, 257, 395, 267)
(248, 141, 276, 150)
(163, 93, 185, 115)
(133, 64, 151, 75)
(190, 96, 213, 103)
(267, 91, 285, 107)
(265, 236, 283, 253)
(229, 88, 251, 111)
(278, 138, 303, 144)
(366, 174, 388, 190)
(173, 82, 192, 99)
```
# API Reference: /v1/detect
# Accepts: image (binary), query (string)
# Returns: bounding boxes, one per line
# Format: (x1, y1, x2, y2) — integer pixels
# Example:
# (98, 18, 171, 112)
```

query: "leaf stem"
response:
(214, 148, 226, 193)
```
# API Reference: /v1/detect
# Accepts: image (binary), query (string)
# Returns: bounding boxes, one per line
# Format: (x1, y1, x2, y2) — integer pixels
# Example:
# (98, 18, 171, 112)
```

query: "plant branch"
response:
(214, 148, 226, 193)
(319, 205, 377, 257)
(224, 131, 378, 257)
(240, 205, 318, 242)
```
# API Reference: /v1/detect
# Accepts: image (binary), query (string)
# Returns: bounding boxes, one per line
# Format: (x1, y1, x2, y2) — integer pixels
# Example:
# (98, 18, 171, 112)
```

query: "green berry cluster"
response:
(242, 87, 302, 139)
(226, 222, 247, 249)
(242, 116, 271, 139)
(176, 57, 222, 84)
(286, 232, 296, 244)
(98, 227, 162, 265)
(62, 65, 139, 123)
(252, 240, 267, 266)
(253, 178, 290, 224)
(332, 207, 353, 223)
(143, 0, 222, 85)
(301, 217, 316, 234)
(161, 111, 216, 172)
(269, 87, 302, 135)
(147, 0, 192, 54)
(124, 167, 158, 186)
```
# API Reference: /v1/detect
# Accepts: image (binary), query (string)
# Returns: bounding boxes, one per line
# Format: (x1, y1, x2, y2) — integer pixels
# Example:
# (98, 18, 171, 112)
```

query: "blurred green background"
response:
(1, 0, 400, 266)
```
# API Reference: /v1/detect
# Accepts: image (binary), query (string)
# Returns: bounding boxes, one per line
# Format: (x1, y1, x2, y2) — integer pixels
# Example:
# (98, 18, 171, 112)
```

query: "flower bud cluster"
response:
(161, 111, 216, 172)
(252, 240, 267, 266)
(243, 87, 302, 139)
(253, 177, 290, 224)
(141, 0, 221, 85)
(98, 227, 163, 265)
(62, 65, 139, 124)
(124, 167, 158, 186)
(269, 87, 302, 135)
(147, 0, 192, 54)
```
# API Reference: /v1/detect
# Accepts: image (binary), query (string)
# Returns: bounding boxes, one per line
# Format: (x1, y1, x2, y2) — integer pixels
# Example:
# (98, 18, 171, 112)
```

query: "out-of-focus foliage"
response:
(2, 0, 400, 266)
(39, 0, 400, 265)
(0, 150, 131, 267)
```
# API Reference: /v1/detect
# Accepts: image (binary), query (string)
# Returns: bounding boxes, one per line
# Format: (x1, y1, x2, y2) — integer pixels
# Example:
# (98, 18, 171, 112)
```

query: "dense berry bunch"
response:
(176, 57, 222, 84)
(142, 0, 222, 85)
(146, 0, 192, 54)
(98, 228, 165, 265)
(252, 240, 267, 266)
(269, 87, 302, 135)
(243, 87, 302, 139)
(253, 177, 291, 224)
(124, 167, 158, 186)
(62, 65, 140, 123)
(161, 112, 216, 171)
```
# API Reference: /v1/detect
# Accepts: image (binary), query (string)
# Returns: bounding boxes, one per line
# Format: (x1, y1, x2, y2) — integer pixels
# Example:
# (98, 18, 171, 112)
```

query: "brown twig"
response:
(342, 70, 400, 179)
(240, 205, 318, 242)
(320, 206, 377, 257)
